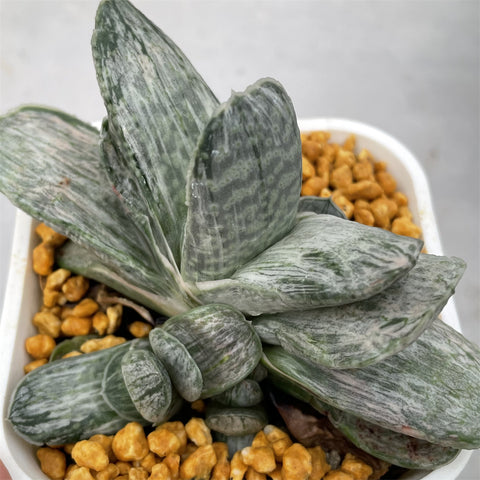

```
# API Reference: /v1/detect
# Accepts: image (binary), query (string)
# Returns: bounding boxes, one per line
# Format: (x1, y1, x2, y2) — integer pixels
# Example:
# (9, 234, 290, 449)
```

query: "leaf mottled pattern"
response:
(328, 408, 460, 469)
(254, 254, 465, 368)
(182, 78, 301, 282)
(162, 304, 262, 398)
(121, 349, 173, 423)
(92, 0, 219, 265)
(8, 340, 146, 445)
(0, 107, 155, 291)
(197, 214, 423, 315)
(262, 318, 480, 449)
(0, 106, 195, 316)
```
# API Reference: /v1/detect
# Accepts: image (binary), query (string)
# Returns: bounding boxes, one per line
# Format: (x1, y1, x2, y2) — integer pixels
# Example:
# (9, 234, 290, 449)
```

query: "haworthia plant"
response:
(0, 107, 196, 317)
(268, 372, 459, 469)
(162, 304, 263, 398)
(149, 328, 203, 402)
(253, 254, 466, 368)
(57, 240, 196, 315)
(121, 349, 174, 424)
(262, 318, 480, 449)
(181, 78, 302, 282)
(92, 0, 219, 265)
(2, 0, 478, 464)
(102, 348, 149, 424)
(211, 379, 264, 408)
(8, 339, 148, 445)
(205, 403, 268, 436)
(327, 408, 460, 469)
(197, 213, 423, 315)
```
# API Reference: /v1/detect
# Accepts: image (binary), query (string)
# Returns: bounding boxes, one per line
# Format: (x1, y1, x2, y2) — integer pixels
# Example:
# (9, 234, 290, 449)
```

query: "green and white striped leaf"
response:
(57, 240, 197, 317)
(92, 0, 219, 264)
(197, 213, 423, 315)
(254, 254, 466, 368)
(121, 349, 173, 424)
(211, 379, 264, 407)
(8, 340, 140, 445)
(298, 196, 346, 219)
(0, 108, 144, 282)
(205, 403, 268, 436)
(0, 106, 195, 317)
(102, 346, 150, 424)
(248, 363, 268, 383)
(181, 78, 301, 282)
(328, 408, 460, 469)
(262, 318, 480, 449)
(99, 119, 185, 281)
(274, 372, 460, 468)
(149, 328, 203, 402)
(162, 304, 263, 398)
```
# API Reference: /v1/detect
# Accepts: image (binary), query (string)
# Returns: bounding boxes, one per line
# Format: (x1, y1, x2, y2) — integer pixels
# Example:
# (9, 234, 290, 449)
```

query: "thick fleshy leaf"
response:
(0, 106, 195, 316)
(181, 78, 302, 282)
(101, 342, 150, 424)
(100, 119, 179, 271)
(121, 350, 173, 424)
(8, 340, 140, 445)
(92, 0, 219, 264)
(57, 240, 198, 317)
(328, 409, 460, 469)
(211, 379, 264, 408)
(205, 403, 268, 436)
(253, 254, 466, 368)
(262, 318, 480, 449)
(162, 304, 263, 398)
(149, 328, 203, 402)
(0, 107, 142, 274)
(274, 375, 459, 469)
(298, 196, 346, 219)
(197, 213, 423, 315)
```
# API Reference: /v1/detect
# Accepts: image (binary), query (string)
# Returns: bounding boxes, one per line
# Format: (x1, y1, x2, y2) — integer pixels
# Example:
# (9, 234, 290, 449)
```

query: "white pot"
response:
(0, 118, 473, 479)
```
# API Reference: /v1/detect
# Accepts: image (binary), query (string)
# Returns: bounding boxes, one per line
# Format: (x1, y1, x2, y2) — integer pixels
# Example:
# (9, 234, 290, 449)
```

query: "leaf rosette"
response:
(1, 0, 479, 467)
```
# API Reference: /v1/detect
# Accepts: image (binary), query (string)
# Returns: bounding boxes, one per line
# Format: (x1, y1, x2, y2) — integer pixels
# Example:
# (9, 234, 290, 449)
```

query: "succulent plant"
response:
(1, 0, 478, 471)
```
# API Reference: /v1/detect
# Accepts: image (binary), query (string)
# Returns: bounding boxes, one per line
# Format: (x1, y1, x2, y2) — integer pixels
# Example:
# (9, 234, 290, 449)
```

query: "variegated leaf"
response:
(254, 254, 465, 368)
(8, 340, 144, 445)
(92, 0, 219, 264)
(197, 213, 422, 315)
(101, 343, 151, 424)
(182, 78, 302, 282)
(262, 318, 480, 449)
(0, 107, 168, 294)
(121, 350, 173, 424)
(328, 408, 460, 469)
(149, 328, 203, 402)
(57, 240, 198, 317)
(162, 304, 262, 398)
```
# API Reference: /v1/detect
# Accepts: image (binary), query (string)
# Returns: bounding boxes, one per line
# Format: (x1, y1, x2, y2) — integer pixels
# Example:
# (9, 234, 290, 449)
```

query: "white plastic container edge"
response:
(0, 118, 473, 479)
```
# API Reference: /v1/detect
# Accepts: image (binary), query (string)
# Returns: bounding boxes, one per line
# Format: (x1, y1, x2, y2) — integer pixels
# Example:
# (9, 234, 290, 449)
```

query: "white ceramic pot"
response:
(0, 119, 473, 479)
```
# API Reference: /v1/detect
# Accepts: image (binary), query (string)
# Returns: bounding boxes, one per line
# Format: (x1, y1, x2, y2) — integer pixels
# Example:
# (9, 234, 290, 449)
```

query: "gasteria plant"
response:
(0, 0, 479, 472)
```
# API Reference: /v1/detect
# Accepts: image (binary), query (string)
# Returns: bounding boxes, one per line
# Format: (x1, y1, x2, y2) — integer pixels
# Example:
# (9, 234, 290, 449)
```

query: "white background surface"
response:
(0, 0, 478, 478)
